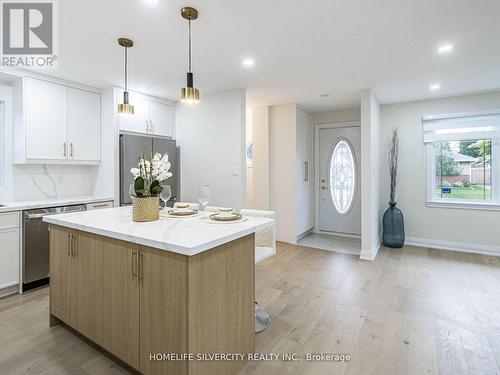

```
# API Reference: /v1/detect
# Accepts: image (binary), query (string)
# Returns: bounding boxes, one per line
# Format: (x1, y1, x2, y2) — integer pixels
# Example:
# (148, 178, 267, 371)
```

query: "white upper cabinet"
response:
(25, 78, 68, 160)
(14, 76, 102, 164)
(117, 90, 174, 138)
(68, 88, 101, 161)
(117, 92, 149, 134)
(149, 101, 172, 137)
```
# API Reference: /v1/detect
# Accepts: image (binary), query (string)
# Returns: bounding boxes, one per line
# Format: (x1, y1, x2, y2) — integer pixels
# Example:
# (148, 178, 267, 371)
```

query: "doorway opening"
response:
(298, 122, 361, 255)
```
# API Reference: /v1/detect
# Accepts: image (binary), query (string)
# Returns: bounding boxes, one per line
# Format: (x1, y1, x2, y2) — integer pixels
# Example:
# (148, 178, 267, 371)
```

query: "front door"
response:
(319, 126, 361, 235)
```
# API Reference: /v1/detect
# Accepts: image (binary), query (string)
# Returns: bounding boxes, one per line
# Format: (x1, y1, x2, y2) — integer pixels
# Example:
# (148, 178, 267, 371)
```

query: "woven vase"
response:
(132, 196, 159, 222)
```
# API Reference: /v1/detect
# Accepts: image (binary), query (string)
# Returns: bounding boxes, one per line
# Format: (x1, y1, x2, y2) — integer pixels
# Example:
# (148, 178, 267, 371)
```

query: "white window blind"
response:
(423, 112, 500, 142)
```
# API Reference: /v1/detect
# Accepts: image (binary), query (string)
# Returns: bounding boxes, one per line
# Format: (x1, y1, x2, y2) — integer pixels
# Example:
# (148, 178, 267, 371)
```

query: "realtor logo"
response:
(1, 0, 58, 68)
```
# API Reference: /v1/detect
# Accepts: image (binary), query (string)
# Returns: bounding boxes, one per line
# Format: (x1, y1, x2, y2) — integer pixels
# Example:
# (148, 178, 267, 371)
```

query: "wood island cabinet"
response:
(49, 225, 254, 375)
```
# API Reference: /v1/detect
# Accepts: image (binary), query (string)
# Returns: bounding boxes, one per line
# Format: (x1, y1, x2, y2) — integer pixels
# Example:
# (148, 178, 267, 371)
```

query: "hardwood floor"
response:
(1, 243, 500, 375)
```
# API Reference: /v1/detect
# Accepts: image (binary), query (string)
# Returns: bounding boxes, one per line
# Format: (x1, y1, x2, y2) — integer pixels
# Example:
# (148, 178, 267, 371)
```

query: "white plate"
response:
(160, 211, 203, 219)
(200, 216, 248, 224)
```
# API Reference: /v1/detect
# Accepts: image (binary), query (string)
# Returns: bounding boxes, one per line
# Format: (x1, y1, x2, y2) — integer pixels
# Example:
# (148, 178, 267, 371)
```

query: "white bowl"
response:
(217, 207, 234, 217)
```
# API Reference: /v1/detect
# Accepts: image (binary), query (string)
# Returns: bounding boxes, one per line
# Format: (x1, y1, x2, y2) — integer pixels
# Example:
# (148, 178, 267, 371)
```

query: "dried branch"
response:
(388, 128, 399, 203)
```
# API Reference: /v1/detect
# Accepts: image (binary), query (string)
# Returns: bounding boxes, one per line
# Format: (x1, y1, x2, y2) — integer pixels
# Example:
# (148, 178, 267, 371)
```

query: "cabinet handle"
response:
(145, 120, 149, 132)
(70, 143, 73, 157)
(131, 250, 137, 279)
(91, 203, 110, 208)
(304, 161, 309, 181)
(67, 233, 71, 256)
(63, 142, 67, 157)
(149, 120, 152, 132)
(138, 253, 144, 281)
(72, 234, 77, 255)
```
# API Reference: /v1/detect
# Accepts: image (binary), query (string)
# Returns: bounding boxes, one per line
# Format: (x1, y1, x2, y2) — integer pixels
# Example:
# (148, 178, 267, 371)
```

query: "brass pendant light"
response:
(180, 7, 200, 104)
(117, 38, 134, 115)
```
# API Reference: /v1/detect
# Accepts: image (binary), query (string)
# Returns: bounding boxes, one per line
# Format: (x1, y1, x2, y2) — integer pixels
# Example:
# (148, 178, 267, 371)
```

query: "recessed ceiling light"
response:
(430, 83, 441, 91)
(320, 94, 330, 97)
(242, 58, 255, 67)
(437, 44, 453, 54)
(144, 0, 158, 5)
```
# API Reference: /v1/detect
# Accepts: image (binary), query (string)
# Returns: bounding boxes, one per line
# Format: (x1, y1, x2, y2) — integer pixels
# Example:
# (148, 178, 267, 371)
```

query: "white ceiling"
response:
(43, 0, 500, 112)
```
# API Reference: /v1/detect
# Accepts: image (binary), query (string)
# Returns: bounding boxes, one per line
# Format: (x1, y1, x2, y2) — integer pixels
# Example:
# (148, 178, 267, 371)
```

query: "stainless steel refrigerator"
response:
(119, 133, 179, 206)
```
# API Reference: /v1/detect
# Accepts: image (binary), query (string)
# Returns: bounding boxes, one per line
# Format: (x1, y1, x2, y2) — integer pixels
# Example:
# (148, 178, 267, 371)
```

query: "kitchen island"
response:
(43, 207, 274, 375)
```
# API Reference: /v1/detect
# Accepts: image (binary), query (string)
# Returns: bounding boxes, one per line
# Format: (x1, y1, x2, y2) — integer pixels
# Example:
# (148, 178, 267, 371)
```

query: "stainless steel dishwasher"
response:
(23, 204, 87, 290)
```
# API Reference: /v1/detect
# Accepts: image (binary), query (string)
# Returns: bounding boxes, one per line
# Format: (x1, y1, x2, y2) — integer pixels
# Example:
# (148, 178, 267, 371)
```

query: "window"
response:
(424, 112, 500, 208)
(329, 139, 356, 214)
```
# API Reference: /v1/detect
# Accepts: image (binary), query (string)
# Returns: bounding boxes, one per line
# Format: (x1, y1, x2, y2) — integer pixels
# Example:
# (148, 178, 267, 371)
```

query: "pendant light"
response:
(180, 7, 200, 104)
(117, 38, 134, 115)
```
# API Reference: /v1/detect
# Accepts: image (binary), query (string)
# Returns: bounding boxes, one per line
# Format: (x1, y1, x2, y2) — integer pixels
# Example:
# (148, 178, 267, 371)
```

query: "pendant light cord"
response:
(124, 46, 128, 91)
(188, 19, 192, 73)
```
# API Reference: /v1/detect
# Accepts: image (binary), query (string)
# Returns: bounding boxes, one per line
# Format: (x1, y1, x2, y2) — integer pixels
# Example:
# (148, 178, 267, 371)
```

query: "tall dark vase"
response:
(382, 202, 405, 248)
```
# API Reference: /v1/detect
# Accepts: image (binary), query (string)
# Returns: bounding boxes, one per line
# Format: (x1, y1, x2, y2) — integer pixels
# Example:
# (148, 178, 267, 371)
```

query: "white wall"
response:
(251, 106, 270, 210)
(269, 104, 297, 243)
(96, 87, 118, 205)
(296, 107, 314, 236)
(245, 107, 254, 208)
(380, 90, 500, 253)
(314, 108, 361, 125)
(176, 90, 246, 209)
(360, 90, 381, 260)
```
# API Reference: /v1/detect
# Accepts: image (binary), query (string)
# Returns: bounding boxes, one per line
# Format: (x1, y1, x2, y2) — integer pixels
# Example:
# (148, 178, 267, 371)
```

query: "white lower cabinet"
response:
(0, 212, 20, 295)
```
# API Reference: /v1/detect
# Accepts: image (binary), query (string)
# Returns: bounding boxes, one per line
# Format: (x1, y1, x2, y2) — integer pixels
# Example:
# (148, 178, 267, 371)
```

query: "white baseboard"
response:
(313, 230, 361, 240)
(296, 227, 314, 241)
(405, 236, 500, 257)
(359, 238, 381, 261)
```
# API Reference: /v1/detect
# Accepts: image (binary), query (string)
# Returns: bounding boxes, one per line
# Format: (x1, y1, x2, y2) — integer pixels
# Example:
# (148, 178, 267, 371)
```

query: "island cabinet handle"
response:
(67, 233, 71, 256)
(72, 234, 77, 255)
(131, 250, 138, 279)
(131, 250, 135, 278)
(138, 253, 144, 280)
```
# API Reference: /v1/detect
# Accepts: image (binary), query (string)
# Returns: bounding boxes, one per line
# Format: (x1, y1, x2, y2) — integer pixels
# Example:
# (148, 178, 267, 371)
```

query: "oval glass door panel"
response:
(329, 139, 356, 214)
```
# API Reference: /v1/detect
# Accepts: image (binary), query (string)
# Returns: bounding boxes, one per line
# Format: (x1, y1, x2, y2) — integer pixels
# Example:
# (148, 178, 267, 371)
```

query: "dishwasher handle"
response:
(25, 213, 46, 220)
(24, 204, 87, 221)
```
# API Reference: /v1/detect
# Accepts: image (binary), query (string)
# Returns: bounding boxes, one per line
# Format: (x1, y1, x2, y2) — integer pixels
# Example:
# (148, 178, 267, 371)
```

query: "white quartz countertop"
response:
(43, 207, 274, 256)
(0, 196, 114, 213)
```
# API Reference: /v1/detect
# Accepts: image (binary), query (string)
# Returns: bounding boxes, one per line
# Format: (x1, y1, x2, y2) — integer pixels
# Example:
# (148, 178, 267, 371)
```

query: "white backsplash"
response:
(11, 164, 98, 201)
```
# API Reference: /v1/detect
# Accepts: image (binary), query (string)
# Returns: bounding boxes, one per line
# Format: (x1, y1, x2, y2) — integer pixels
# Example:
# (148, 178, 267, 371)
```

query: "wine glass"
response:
(160, 185, 172, 209)
(198, 185, 210, 211)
